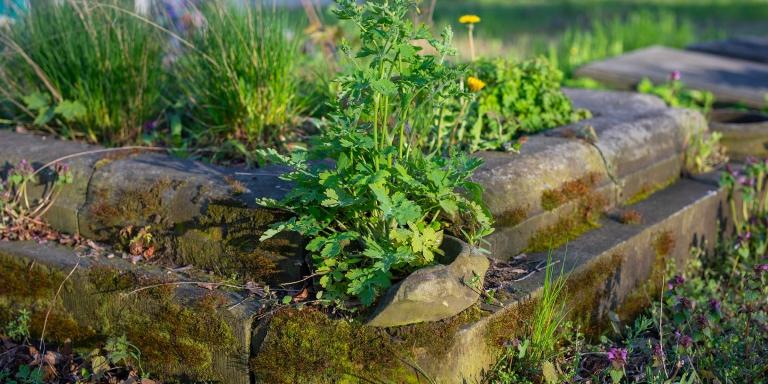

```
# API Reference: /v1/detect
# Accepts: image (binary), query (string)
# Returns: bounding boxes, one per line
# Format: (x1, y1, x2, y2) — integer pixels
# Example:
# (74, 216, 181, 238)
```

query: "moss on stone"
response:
(541, 173, 600, 211)
(563, 252, 624, 336)
(87, 178, 178, 234)
(485, 298, 538, 348)
(496, 206, 528, 227)
(251, 308, 405, 384)
(252, 306, 485, 384)
(615, 231, 676, 321)
(173, 202, 290, 282)
(624, 176, 677, 206)
(0, 253, 238, 382)
(526, 175, 607, 253)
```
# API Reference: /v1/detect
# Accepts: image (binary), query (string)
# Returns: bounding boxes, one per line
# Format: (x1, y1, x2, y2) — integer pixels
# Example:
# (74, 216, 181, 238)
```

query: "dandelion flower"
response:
(459, 14, 481, 24)
(467, 76, 486, 92)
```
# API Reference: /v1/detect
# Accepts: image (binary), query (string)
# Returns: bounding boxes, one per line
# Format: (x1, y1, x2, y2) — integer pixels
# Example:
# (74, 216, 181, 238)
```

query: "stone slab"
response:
(0, 130, 101, 233)
(709, 109, 768, 161)
(0, 240, 258, 384)
(689, 36, 768, 64)
(576, 46, 768, 108)
(0, 130, 303, 283)
(417, 177, 722, 383)
(477, 89, 708, 260)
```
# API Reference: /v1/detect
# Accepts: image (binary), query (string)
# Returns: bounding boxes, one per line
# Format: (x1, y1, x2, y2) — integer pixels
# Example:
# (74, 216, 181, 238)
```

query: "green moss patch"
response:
(624, 176, 677, 206)
(252, 306, 486, 384)
(541, 173, 600, 211)
(0, 252, 239, 382)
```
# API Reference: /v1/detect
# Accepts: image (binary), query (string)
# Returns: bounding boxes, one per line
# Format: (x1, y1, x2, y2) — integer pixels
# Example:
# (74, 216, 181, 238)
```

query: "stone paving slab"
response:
(576, 46, 768, 108)
(0, 240, 258, 384)
(689, 36, 768, 64)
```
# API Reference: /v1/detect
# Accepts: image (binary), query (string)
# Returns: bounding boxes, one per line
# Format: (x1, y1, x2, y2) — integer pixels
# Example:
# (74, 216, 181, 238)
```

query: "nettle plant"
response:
(260, 0, 493, 307)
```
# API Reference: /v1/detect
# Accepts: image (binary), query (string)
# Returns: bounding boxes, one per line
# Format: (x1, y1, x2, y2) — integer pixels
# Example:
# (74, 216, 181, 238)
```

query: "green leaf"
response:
(281, 295, 292, 305)
(370, 78, 397, 96)
(54, 100, 87, 121)
(22, 92, 50, 111)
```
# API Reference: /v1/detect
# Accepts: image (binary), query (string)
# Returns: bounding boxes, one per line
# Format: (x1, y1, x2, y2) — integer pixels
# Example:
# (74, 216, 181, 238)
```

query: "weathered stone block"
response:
(709, 109, 768, 161)
(0, 240, 257, 384)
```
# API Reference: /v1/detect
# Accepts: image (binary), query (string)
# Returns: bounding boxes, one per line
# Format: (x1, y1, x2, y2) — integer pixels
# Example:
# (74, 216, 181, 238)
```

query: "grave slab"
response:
(689, 36, 768, 64)
(576, 46, 768, 108)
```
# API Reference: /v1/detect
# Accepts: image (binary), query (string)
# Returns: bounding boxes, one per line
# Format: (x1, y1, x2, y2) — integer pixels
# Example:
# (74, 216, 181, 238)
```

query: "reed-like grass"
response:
(0, 0, 168, 144)
(173, 1, 302, 153)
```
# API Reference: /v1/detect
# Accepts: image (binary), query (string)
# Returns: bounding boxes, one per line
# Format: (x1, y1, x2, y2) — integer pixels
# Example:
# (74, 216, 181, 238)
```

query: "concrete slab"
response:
(576, 46, 768, 108)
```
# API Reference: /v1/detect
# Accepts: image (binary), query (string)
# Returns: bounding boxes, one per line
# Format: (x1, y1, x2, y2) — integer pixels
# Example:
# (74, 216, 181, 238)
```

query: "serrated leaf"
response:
(22, 92, 51, 111)
(370, 78, 397, 96)
(54, 100, 86, 121)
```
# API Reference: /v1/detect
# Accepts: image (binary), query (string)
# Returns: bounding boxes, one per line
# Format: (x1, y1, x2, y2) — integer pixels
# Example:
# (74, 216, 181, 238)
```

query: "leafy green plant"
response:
(174, 1, 304, 155)
(637, 76, 714, 114)
(4, 309, 31, 341)
(0, 0, 167, 144)
(104, 335, 147, 378)
(259, 0, 493, 307)
(463, 58, 590, 152)
(684, 130, 727, 175)
(0, 365, 44, 384)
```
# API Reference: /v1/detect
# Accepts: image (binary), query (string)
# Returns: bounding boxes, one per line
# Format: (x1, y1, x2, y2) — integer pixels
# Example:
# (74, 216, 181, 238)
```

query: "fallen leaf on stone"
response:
(293, 287, 309, 302)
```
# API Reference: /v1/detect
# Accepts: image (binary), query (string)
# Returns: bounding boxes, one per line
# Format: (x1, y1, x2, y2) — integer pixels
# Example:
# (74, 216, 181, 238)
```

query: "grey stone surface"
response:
(0, 240, 258, 384)
(0, 130, 100, 233)
(477, 90, 708, 259)
(709, 109, 768, 160)
(0, 130, 302, 282)
(576, 46, 768, 108)
(689, 36, 768, 64)
(416, 177, 723, 383)
(367, 236, 489, 327)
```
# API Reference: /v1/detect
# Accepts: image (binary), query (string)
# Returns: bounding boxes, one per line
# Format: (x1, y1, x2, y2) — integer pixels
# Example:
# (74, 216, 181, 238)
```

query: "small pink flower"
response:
(607, 347, 628, 369)
(669, 70, 681, 81)
(754, 264, 768, 273)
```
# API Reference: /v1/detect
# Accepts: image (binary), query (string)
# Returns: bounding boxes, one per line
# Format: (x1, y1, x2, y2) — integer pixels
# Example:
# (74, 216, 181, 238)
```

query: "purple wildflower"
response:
(709, 299, 721, 312)
(669, 70, 681, 82)
(667, 275, 685, 290)
(652, 343, 664, 359)
(754, 264, 768, 274)
(607, 347, 628, 369)
(678, 334, 693, 348)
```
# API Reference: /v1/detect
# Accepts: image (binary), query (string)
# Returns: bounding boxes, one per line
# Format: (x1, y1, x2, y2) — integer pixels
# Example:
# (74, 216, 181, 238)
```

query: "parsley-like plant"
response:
(259, 0, 493, 307)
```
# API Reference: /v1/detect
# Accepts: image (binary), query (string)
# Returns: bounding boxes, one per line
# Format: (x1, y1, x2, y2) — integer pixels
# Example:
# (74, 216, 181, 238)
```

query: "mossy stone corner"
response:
(0, 241, 256, 384)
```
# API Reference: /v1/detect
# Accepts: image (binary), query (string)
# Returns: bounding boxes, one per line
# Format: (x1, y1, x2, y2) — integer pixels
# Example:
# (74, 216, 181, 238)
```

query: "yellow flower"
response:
(459, 14, 481, 24)
(467, 76, 486, 92)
